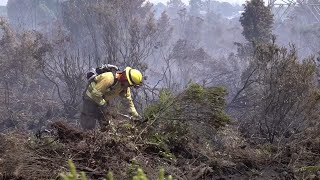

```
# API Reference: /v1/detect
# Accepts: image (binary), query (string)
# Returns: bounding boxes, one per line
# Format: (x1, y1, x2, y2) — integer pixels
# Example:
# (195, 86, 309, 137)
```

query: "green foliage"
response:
(239, 0, 274, 43)
(144, 119, 188, 161)
(132, 168, 172, 180)
(143, 89, 189, 156)
(297, 166, 320, 174)
(143, 89, 183, 160)
(133, 168, 148, 180)
(122, 123, 135, 131)
(59, 159, 87, 180)
(60, 160, 171, 180)
(143, 89, 189, 149)
(158, 168, 165, 180)
(212, 111, 230, 128)
(107, 172, 114, 180)
(143, 89, 175, 122)
(183, 84, 230, 128)
(297, 165, 320, 178)
(128, 161, 141, 178)
(185, 83, 206, 102)
(141, 84, 230, 167)
(157, 168, 173, 180)
(147, 132, 177, 162)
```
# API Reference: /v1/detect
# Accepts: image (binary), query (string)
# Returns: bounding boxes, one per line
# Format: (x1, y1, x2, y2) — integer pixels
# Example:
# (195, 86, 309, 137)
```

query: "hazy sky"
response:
(0, 0, 244, 7)
(0, 0, 6, 6)
(149, 0, 245, 5)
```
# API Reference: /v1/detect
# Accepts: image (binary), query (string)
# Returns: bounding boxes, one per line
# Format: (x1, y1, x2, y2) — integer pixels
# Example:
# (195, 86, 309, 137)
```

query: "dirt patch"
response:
(50, 121, 84, 143)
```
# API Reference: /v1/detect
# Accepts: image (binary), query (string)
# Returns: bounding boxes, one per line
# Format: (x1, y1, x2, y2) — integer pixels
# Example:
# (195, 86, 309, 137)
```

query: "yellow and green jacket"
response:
(85, 72, 139, 116)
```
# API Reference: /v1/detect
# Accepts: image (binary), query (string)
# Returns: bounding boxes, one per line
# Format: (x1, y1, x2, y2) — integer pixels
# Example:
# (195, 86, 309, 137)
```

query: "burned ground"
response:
(0, 119, 318, 180)
(0, 85, 319, 180)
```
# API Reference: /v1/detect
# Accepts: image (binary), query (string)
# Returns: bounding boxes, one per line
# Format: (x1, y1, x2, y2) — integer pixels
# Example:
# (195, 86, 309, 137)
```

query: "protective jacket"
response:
(85, 72, 139, 116)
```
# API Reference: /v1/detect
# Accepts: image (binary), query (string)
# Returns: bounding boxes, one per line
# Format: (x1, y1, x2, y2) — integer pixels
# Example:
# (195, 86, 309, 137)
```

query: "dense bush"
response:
(232, 40, 320, 144)
(141, 84, 230, 162)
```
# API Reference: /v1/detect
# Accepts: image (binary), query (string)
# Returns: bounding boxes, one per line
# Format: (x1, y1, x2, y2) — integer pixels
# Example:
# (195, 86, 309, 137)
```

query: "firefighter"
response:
(80, 66, 143, 131)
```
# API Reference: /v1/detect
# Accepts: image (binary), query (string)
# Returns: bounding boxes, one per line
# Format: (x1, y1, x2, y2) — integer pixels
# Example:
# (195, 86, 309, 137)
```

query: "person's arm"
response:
(121, 87, 139, 117)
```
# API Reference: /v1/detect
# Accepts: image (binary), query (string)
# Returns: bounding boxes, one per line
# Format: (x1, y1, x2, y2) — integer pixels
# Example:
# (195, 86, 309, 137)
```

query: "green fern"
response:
(133, 168, 148, 180)
(297, 165, 320, 174)
(59, 159, 87, 180)
(60, 160, 172, 180)
(158, 168, 165, 180)
(107, 172, 114, 180)
(157, 168, 173, 180)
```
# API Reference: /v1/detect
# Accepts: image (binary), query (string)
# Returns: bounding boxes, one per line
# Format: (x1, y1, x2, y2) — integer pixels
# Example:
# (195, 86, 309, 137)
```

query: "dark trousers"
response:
(80, 95, 109, 131)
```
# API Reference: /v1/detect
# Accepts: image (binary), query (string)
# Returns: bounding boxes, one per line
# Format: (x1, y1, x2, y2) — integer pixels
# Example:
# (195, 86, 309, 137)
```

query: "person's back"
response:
(86, 72, 116, 106)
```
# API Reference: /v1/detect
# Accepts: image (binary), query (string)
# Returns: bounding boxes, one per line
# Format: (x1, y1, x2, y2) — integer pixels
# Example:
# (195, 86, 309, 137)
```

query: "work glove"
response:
(132, 114, 142, 120)
(98, 101, 108, 112)
(131, 114, 143, 124)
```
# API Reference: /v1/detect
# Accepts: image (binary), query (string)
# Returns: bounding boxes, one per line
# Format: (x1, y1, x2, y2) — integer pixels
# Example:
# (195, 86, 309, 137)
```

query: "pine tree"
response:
(239, 0, 274, 43)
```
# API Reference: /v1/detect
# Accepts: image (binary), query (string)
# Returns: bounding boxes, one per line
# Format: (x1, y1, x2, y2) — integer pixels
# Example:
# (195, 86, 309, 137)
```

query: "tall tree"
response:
(232, 40, 318, 143)
(239, 0, 273, 43)
(61, 0, 172, 69)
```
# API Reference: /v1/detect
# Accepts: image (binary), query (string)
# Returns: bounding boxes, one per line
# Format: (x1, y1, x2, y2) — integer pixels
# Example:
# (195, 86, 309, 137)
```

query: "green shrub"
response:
(182, 84, 230, 128)
(59, 159, 88, 180)
(143, 89, 176, 122)
(297, 165, 320, 179)
(60, 160, 172, 180)
(141, 84, 230, 160)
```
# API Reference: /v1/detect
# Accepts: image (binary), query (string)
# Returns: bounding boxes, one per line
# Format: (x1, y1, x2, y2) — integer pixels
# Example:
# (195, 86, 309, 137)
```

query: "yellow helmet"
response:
(125, 67, 143, 86)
